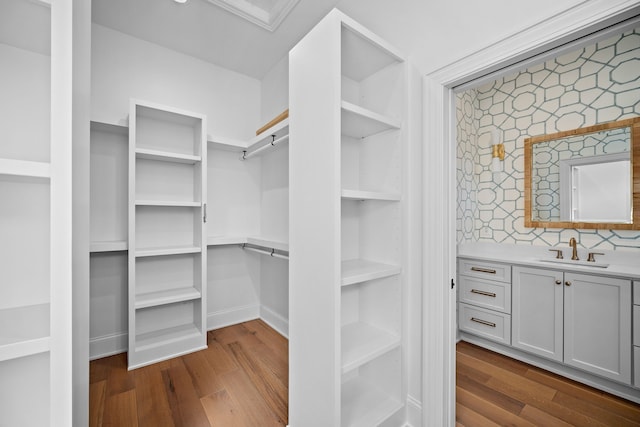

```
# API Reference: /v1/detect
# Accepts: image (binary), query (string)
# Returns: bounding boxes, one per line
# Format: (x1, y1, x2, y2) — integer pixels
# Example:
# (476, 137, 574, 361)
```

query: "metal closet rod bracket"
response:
(241, 243, 289, 260)
(241, 133, 290, 161)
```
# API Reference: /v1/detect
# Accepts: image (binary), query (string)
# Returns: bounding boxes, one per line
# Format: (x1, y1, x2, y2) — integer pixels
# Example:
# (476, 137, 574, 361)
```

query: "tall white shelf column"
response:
(290, 10, 407, 427)
(128, 99, 208, 369)
(0, 0, 77, 424)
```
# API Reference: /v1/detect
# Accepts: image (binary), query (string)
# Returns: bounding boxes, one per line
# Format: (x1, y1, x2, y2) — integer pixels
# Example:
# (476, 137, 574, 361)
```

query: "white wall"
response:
(91, 23, 261, 139)
(260, 54, 289, 124)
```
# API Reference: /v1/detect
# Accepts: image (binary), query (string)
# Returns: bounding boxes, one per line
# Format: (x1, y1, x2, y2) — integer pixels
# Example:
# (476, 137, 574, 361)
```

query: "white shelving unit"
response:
(1, 0, 75, 424)
(290, 10, 406, 427)
(128, 99, 208, 369)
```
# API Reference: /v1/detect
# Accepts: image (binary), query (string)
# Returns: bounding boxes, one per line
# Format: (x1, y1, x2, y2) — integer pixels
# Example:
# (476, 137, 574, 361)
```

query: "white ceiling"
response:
(92, 0, 340, 80)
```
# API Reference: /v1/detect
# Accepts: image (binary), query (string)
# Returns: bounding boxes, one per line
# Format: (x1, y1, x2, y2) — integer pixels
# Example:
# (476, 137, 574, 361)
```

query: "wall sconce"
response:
(491, 129, 505, 180)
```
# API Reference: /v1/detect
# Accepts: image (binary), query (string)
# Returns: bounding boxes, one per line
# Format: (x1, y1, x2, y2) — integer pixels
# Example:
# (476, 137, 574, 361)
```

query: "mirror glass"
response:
(525, 118, 639, 230)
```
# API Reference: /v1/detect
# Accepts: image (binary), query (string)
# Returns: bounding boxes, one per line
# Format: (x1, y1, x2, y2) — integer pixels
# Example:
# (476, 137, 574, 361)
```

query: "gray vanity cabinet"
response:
(512, 266, 563, 362)
(512, 266, 632, 384)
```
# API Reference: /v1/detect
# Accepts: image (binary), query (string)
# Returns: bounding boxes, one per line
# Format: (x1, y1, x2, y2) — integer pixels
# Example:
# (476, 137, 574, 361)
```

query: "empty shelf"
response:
(341, 101, 400, 139)
(207, 236, 247, 246)
(136, 323, 202, 353)
(341, 189, 400, 201)
(341, 376, 402, 427)
(135, 148, 201, 164)
(0, 158, 50, 179)
(135, 245, 201, 258)
(0, 303, 50, 362)
(341, 259, 401, 286)
(136, 287, 201, 309)
(341, 321, 400, 374)
(135, 200, 201, 207)
(90, 240, 128, 253)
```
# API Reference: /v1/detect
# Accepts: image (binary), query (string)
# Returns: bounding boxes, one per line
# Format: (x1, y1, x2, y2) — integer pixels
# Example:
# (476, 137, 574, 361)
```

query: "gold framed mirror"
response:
(524, 117, 640, 230)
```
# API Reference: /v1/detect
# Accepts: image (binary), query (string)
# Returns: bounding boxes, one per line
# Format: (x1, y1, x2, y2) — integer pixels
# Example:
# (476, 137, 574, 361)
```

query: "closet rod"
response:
(242, 244, 289, 260)
(242, 134, 289, 160)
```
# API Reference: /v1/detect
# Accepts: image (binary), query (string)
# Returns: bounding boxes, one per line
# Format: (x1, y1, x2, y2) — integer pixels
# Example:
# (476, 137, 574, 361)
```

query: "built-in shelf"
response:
(135, 245, 201, 258)
(0, 304, 50, 362)
(341, 321, 400, 374)
(135, 287, 201, 309)
(205, 236, 288, 253)
(341, 101, 400, 139)
(135, 200, 201, 207)
(90, 240, 128, 253)
(341, 376, 403, 427)
(341, 189, 400, 201)
(90, 120, 128, 135)
(341, 259, 401, 286)
(0, 158, 50, 179)
(246, 237, 289, 252)
(135, 148, 201, 164)
(207, 235, 247, 246)
(135, 323, 202, 353)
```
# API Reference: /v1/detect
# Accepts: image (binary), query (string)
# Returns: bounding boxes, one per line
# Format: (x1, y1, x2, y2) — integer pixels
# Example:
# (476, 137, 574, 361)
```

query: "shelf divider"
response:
(341, 259, 401, 286)
(135, 148, 201, 164)
(135, 287, 201, 309)
(0, 303, 50, 362)
(341, 189, 400, 201)
(0, 158, 50, 179)
(341, 321, 400, 374)
(341, 101, 400, 139)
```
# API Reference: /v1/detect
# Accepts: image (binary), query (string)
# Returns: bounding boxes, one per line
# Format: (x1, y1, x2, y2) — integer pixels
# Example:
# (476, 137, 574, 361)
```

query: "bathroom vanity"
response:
(457, 242, 640, 403)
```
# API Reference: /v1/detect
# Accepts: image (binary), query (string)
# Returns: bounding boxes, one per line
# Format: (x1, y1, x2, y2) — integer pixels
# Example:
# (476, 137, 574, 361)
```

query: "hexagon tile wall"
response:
(456, 27, 640, 251)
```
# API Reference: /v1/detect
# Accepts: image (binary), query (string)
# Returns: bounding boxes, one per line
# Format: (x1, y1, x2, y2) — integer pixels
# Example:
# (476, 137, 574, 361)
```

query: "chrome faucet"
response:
(569, 237, 579, 260)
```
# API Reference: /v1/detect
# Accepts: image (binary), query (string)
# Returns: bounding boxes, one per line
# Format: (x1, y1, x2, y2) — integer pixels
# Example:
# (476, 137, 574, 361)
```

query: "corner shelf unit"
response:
(127, 99, 208, 369)
(290, 10, 406, 427)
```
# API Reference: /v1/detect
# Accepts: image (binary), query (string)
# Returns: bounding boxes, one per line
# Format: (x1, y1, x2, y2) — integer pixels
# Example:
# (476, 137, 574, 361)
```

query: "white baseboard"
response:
(406, 394, 422, 427)
(207, 304, 260, 330)
(89, 331, 127, 360)
(260, 305, 289, 338)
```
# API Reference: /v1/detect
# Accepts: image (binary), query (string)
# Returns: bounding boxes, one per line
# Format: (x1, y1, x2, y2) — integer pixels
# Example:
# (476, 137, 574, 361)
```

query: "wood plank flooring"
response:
(456, 341, 640, 427)
(91, 325, 640, 426)
(90, 320, 288, 427)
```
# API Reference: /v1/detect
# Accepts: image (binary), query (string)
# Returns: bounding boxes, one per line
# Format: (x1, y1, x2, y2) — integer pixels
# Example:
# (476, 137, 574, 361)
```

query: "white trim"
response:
(89, 332, 128, 360)
(422, 1, 640, 425)
(206, 304, 260, 330)
(406, 394, 422, 427)
(260, 305, 289, 339)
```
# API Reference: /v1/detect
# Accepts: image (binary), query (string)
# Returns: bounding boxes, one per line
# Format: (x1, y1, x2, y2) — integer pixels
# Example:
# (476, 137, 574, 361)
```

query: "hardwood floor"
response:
(91, 325, 640, 426)
(90, 320, 288, 427)
(456, 341, 640, 427)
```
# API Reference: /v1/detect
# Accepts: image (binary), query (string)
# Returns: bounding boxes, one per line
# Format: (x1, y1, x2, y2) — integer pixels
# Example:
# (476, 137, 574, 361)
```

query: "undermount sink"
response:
(538, 258, 609, 268)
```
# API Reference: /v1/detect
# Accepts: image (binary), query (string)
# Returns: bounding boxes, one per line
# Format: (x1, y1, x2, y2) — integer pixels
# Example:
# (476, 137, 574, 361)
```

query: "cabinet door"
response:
(512, 266, 563, 362)
(564, 273, 631, 384)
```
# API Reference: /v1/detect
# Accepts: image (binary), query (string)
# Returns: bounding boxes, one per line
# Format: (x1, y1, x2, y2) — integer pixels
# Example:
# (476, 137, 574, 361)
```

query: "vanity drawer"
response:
(459, 258, 511, 283)
(459, 303, 511, 345)
(459, 276, 511, 314)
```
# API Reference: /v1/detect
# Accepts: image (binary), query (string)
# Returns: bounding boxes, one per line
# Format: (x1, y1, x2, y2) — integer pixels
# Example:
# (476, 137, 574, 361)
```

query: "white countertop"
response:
(458, 242, 640, 280)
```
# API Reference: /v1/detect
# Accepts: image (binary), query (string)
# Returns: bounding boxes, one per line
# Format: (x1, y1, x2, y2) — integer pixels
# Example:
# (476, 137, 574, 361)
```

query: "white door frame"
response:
(421, 1, 640, 425)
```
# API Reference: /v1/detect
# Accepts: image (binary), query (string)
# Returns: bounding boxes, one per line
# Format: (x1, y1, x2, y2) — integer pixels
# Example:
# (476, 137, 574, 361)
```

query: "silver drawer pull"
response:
(471, 317, 496, 328)
(471, 267, 496, 274)
(471, 289, 496, 298)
